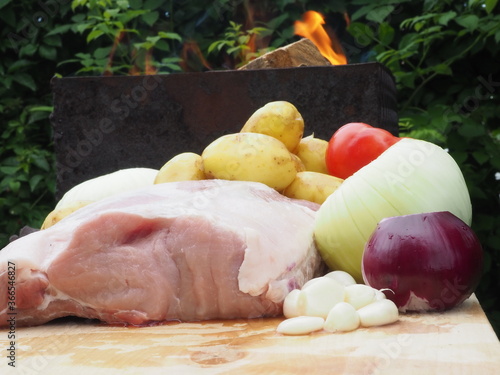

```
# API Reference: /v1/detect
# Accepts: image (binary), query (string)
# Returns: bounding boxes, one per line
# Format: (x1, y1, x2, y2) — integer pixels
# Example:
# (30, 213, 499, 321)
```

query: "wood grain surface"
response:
(1, 295, 499, 375)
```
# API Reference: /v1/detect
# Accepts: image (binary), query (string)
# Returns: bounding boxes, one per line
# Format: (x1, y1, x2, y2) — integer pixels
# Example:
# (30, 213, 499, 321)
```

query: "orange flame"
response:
(294, 10, 347, 65)
(180, 40, 212, 72)
(128, 49, 158, 75)
(105, 30, 158, 75)
(144, 49, 157, 75)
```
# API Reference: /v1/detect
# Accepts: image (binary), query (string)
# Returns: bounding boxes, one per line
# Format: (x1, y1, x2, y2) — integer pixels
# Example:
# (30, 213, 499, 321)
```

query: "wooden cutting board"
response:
(1, 295, 499, 375)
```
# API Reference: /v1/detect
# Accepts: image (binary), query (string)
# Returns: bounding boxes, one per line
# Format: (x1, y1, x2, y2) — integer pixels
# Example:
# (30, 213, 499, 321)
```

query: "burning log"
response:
(238, 38, 331, 70)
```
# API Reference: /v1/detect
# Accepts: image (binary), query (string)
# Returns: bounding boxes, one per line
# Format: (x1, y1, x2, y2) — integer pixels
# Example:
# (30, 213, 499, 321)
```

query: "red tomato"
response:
(325, 123, 400, 179)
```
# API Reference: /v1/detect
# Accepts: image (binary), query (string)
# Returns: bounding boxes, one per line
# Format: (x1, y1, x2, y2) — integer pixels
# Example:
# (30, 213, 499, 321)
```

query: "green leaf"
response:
(433, 63, 453, 76)
(472, 151, 490, 165)
(71, 13, 86, 23)
(104, 8, 121, 20)
(29, 175, 44, 192)
(266, 13, 290, 30)
(378, 22, 394, 45)
(44, 35, 62, 47)
(29, 105, 53, 112)
(75, 52, 91, 59)
(438, 11, 457, 26)
(0, 166, 18, 175)
(7, 59, 34, 73)
(129, 0, 143, 9)
(158, 31, 182, 42)
(350, 4, 377, 21)
(455, 15, 479, 32)
(144, 0, 163, 10)
(93, 46, 111, 59)
(154, 39, 170, 52)
(9, 180, 21, 194)
(46, 24, 73, 36)
(142, 11, 159, 26)
(86, 29, 104, 43)
(39, 44, 57, 60)
(237, 35, 250, 45)
(458, 120, 486, 138)
(393, 71, 416, 89)
(485, 0, 498, 14)
(0, 0, 11, 10)
(32, 155, 50, 172)
(450, 151, 468, 164)
(366, 5, 395, 23)
(146, 35, 161, 44)
(347, 22, 375, 47)
(12, 73, 36, 91)
(19, 43, 38, 57)
(75, 22, 89, 34)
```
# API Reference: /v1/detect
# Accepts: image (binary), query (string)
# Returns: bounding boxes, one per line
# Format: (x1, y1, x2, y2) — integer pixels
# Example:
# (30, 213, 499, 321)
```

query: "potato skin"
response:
(294, 135, 329, 174)
(41, 201, 92, 229)
(155, 152, 205, 184)
(291, 153, 306, 172)
(202, 133, 297, 190)
(283, 171, 343, 204)
(241, 101, 304, 152)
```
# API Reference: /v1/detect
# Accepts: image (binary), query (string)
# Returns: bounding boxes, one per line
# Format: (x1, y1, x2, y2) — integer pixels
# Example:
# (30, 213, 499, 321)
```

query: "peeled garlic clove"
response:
(283, 289, 302, 318)
(276, 316, 325, 335)
(375, 289, 387, 300)
(344, 284, 377, 310)
(324, 270, 357, 286)
(358, 299, 399, 327)
(323, 302, 360, 332)
(298, 277, 345, 319)
(301, 276, 323, 290)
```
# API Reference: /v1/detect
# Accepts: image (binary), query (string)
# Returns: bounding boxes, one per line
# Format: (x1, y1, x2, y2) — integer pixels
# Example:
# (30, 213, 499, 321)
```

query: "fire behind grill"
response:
(50, 62, 398, 199)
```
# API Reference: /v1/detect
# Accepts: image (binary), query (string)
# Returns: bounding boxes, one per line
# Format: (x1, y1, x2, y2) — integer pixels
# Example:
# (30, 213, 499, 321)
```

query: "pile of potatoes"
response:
(155, 101, 343, 205)
(42, 101, 342, 229)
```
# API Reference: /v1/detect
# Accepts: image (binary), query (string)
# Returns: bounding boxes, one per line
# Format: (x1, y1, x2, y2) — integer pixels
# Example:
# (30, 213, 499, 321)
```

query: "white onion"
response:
(56, 168, 158, 209)
(314, 138, 472, 281)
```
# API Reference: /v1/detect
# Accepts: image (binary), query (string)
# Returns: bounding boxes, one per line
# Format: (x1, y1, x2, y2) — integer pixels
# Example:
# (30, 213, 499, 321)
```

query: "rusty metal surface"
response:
(50, 62, 398, 198)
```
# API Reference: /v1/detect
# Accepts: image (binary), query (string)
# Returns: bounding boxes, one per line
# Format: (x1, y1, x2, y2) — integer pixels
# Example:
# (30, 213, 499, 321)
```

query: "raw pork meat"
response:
(0, 180, 323, 327)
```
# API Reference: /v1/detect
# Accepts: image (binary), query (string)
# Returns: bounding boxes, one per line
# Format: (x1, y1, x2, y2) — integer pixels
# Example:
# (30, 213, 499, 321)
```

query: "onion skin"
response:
(362, 211, 483, 312)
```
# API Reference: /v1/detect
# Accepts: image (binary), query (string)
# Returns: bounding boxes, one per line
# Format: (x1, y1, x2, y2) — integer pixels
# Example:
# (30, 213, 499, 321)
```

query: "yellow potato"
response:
(294, 135, 329, 174)
(202, 133, 297, 190)
(155, 152, 205, 184)
(241, 101, 304, 152)
(41, 200, 93, 229)
(291, 153, 306, 172)
(283, 171, 343, 204)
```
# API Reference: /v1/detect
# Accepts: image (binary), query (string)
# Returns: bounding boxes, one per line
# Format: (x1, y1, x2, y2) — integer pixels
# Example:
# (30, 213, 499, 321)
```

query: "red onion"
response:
(362, 211, 483, 312)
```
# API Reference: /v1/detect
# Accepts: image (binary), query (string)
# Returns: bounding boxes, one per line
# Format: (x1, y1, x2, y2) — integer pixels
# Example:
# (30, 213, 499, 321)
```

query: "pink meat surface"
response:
(0, 180, 323, 327)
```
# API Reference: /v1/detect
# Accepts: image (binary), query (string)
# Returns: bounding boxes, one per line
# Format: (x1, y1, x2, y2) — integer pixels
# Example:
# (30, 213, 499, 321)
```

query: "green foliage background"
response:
(1, 0, 499, 334)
